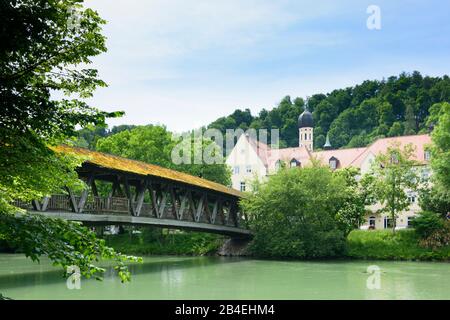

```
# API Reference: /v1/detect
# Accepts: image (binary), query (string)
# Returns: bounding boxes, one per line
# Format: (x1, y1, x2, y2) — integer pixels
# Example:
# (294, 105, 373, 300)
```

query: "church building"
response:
(225, 109, 432, 230)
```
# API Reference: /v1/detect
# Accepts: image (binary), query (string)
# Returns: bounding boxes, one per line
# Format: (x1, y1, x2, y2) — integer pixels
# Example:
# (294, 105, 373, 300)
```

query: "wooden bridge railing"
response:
(13, 161, 247, 231)
(15, 193, 244, 228)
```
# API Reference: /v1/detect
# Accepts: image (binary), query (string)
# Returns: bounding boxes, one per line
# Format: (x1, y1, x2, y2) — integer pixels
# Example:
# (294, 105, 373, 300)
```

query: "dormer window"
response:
(424, 150, 431, 161)
(329, 157, 338, 170)
(275, 160, 282, 171)
(390, 154, 399, 164)
(290, 158, 300, 168)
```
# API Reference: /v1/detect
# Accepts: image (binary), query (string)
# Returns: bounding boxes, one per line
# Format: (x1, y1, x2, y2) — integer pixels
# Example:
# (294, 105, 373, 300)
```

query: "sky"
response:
(83, 0, 450, 132)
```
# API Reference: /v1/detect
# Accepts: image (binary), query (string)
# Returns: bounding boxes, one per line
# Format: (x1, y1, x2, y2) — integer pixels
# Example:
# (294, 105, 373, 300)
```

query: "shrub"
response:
(412, 211, 445, 238)
(418, 220, 450, 249)
(241, 166, 348, 259)
(346, 229, 450, 260)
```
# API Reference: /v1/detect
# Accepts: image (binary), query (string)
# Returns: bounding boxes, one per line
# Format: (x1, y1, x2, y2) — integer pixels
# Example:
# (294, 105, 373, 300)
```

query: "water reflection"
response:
(0, 255, 449, 300)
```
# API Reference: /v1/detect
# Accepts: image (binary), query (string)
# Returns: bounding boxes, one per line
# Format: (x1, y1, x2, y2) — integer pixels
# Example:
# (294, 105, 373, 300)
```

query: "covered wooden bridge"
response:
(16, 145, 252, 238)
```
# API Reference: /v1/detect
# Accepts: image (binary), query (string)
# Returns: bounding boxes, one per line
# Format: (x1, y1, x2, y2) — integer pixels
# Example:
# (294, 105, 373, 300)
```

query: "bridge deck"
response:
(16, 146, 251, 238)
(33, 211, 252, 238)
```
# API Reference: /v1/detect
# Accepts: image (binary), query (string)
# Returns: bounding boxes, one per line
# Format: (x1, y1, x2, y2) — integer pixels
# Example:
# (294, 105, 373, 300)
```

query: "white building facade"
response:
(225, 109, 432, 230)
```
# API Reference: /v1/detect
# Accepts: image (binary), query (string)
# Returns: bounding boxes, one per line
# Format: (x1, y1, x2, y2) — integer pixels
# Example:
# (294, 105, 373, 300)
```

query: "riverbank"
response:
(2, 228, 449, 261)
(346, 229, 450, 261)
(102, 229, 450, 261)
(104, 230, 224, 256)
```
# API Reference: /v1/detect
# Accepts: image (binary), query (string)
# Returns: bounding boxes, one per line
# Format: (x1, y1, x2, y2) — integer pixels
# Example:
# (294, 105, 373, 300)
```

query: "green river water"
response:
(0, 254, 449, 300)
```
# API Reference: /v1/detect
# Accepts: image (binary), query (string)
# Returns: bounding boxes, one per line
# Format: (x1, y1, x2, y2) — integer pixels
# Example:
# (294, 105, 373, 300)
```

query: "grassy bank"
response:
(104, 230, 224, 256)
(346, 229, 450, 261)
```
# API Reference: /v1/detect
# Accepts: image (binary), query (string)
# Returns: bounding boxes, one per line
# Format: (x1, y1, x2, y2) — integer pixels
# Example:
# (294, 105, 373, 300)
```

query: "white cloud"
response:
(78, 0, 450, 132)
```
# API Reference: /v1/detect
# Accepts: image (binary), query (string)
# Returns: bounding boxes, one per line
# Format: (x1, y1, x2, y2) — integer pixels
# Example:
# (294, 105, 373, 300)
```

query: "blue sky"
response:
(84, 0, 450, 132)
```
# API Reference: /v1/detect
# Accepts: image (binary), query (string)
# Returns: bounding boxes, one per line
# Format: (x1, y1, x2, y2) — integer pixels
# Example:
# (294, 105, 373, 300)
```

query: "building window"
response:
(275, 160, 282, 171)
(246, 165, 252, 173)
(329, 157, 338, 170)
(329, 160, 337, 170)
(304, 133, 307, 140)
(384, 217, 393, 229)
(290, 159, 300, 168)
(390, 154, 399, 164)
(407, 216, 415, 228)
(240, 182, 246, 192)
(421, 168, 431, 181)
(369, 216, 376, 229)
(407, 191, 416, 203)
(424, 150, 431, 161)
(233, 166, 240, 174)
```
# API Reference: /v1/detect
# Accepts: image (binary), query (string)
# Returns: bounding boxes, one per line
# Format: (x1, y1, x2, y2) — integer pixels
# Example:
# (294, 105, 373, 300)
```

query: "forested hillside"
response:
(208, 72, 450, 149)
(74, 71, 450, 176)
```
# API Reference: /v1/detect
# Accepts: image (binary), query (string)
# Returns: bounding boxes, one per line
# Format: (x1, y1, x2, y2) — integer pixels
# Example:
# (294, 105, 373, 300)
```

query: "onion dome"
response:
(298, 110, 314, 128)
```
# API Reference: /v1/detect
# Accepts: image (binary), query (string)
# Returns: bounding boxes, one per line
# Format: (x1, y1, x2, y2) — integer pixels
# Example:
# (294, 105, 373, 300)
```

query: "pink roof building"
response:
(242, 133, 431, 174)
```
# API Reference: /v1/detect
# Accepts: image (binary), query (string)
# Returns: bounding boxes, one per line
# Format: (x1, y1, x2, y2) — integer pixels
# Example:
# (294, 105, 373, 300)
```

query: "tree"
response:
(388, 121, 404, 137)
(347, 132, 369, 148)
(419, 184, 450, 219)
(377, 101, 395, 128)
(370, 143, 419, 233)
(96, 125, 176, 168)
(75, 124, 108, 149)
(334, 168, 376, 236)
(241, 165, 350, 258)
(403, 103, 417, 135)
(206, 72, 450, 149)
(428, 102, 450, 189)
(0, 0, 138, 286)
(96, 125, 231, 185)
(418, 102, 450, 220)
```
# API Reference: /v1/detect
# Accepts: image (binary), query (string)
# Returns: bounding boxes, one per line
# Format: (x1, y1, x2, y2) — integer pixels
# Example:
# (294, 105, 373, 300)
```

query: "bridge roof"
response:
(52, 145, 243, 198)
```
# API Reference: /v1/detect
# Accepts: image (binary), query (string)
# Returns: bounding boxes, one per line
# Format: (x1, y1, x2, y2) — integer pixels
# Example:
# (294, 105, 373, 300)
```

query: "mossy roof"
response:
(52, 145, 242, 198)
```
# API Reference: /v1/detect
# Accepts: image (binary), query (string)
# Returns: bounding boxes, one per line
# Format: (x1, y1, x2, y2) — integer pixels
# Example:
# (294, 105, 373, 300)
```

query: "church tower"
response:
(298, 109, 314, 151)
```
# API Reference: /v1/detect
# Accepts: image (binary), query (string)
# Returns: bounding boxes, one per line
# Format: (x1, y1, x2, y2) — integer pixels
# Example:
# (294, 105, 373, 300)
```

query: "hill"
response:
(207, 71, 450, 149)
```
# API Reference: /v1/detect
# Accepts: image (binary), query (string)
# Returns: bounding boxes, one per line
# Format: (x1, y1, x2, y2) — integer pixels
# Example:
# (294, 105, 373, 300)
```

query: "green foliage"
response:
(207, 72, 450, 149)
(0, 0, 137, 283)
(419, 184, 450, 219)
(0, 0, 123, 141)
(96, 125, 176, 168)
(74, 124, 138, 150)
(428, 102, 450, 189)
(105, 229, 223, 256)
(370, 143, 419, 232)
(403, 103, 417, 135)
(241, 166, 352, 259)
(412, 211, 445, 239)
(0, 134, 85, 212)
(346, 229, 450, 261)
(334, 168, 376, 236)
(96, 125, 231, 185)
(0, 213, 141, 282)
(388, 122, 404, 137)
(208, 96, 304, 150)
(417, 220, 450, 250)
